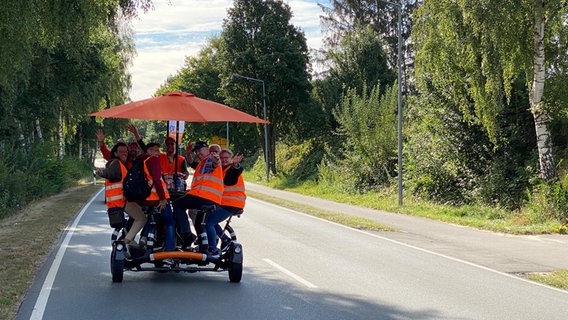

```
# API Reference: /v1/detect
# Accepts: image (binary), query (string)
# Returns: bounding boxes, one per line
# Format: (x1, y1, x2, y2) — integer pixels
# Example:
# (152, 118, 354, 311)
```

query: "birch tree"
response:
(412, 0, 568, 181)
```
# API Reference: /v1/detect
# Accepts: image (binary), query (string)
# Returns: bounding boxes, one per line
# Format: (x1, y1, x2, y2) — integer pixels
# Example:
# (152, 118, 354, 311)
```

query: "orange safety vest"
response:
(188, 159, 224, 204)
(159, 153, 186, 175)
(221, 166, 246, 209)
(143, 157, 170, 201)
(105, 160, 128, 208)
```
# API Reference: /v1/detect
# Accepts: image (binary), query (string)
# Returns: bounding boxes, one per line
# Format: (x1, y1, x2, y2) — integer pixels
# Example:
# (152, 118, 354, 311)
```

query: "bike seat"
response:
(199, 204, 217, 213)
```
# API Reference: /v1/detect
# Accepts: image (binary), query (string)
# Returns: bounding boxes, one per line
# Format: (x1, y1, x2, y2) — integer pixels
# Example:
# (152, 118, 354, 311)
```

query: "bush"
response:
(523, 178, 568, 224)
(0, 141, 92, 219)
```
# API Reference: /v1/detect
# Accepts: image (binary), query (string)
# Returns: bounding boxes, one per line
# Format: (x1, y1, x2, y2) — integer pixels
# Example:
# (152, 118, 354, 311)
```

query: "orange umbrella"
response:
(89, 91, 268, 123)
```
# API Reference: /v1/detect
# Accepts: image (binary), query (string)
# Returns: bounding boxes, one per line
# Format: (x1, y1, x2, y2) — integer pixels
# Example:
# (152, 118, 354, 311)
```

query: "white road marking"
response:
(263, 258, 317, 289)
(30, 188, 104, 320)
(251, 197, 568, 295)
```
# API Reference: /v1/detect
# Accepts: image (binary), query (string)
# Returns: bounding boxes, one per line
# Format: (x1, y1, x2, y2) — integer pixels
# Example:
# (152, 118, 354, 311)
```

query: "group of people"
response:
(96, 125, 246, 259)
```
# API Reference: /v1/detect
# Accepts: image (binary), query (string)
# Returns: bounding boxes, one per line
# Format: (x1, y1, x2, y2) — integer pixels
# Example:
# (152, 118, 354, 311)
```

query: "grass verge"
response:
(257, 178, 565, 235)
(0, 183, 101, 320)
(247, 191, 396, 232)
(528, 270, 568, 291)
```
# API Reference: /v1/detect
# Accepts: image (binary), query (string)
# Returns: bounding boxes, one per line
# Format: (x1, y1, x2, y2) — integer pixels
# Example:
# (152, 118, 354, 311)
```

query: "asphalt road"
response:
(17, 189, 568, 319)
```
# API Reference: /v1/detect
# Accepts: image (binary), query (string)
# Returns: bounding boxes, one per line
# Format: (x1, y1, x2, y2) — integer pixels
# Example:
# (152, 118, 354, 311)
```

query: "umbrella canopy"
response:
(89, 91, 268, 123)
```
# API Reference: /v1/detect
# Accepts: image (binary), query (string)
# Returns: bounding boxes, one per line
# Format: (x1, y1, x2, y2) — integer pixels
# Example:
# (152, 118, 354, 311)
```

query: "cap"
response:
(192, 141, 208, 152)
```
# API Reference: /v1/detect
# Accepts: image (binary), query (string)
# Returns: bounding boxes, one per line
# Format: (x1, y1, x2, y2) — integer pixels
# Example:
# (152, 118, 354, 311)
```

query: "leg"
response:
(173, 195, 198, 249)
(161, 201, 176, 251)
(124, 202, 147, 243)
(205, 207, 232, 253)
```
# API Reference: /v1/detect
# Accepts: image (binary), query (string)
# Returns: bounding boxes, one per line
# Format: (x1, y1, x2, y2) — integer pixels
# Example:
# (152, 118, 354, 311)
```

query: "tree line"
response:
(2, 0, 568, 221)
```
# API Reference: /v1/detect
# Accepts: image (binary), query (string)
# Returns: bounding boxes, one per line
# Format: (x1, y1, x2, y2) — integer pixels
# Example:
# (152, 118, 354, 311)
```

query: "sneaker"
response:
(139, 237, 147, 247)
(206, 248, 220, 261)
(182, 232, 197, 250)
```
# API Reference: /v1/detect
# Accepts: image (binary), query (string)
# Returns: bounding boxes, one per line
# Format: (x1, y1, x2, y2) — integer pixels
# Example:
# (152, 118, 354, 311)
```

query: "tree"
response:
(412, 0, 568, 182)
(1, 0, 148, 155)
(318, 0, 420, 87)
(312, 25, 396, 137)
(333, 82, 398, 191)
(219, 0, 312, 176)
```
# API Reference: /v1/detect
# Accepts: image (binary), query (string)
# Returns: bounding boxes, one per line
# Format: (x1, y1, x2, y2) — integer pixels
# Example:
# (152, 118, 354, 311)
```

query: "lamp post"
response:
(231, 73, 270, 182)
(379, 1, 403, 205)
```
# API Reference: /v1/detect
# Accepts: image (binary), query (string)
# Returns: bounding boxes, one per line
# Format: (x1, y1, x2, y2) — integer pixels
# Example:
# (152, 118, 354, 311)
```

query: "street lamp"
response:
(231, 73, 270, 182)
(380, 1, 403, 205)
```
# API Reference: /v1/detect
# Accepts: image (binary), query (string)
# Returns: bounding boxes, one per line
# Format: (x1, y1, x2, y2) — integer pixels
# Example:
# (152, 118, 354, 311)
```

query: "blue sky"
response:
(129, 0, 329, 101)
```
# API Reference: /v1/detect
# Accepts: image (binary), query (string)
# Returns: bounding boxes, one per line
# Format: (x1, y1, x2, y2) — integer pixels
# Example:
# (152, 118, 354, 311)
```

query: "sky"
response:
(128, 0, 329, 101)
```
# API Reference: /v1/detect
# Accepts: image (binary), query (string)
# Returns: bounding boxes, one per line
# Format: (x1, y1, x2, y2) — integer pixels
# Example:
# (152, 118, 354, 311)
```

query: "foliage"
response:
(0, 0, 150, 217)
(312, 25, 396, 136)
(404, 77, 538, 208)
(328, 82, 398, 192)
(412, 0, 568, 181)
(0, 141, 92, 219)
(219, 0, 313, 174)
(274, 139, 326, 185)
(523, 177, 568, 226)
(319, 0, 418, 71)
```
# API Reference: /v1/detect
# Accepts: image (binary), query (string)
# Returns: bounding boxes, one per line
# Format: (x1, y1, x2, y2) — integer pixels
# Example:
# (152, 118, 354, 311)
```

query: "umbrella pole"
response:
(173, 121, 179, 189)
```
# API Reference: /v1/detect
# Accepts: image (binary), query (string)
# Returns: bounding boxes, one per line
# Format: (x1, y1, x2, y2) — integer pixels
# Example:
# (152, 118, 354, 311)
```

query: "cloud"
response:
(128, 0, 327, 101)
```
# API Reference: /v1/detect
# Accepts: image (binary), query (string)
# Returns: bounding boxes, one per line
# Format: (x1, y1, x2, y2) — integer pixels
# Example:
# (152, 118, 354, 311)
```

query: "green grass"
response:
(250, 174, 566, 235)
(247, 191, 396, 232)
(528, 270, 568, 290)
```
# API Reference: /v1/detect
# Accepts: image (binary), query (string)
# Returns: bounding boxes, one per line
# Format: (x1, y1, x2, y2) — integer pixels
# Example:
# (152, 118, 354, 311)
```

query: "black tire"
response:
(228, 261, 242, 283)
(110, 249, 124, 283)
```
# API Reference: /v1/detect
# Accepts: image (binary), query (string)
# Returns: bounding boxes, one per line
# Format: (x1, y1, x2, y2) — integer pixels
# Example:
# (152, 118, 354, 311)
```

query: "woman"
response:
(97, 142, 147, 249)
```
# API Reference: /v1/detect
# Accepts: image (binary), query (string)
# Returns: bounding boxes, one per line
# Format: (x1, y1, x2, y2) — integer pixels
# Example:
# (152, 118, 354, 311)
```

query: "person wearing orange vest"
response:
(96, 125, 145, 169)
(204, 148, 246, 257)
(173, 143, 224, 255)
(138, 142, 176, 251)
(159, 136, 189, 196)
(96, 142, 147, 248)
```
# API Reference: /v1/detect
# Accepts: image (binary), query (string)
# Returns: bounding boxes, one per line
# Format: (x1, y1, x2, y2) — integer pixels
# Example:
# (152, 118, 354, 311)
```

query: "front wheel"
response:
(228, 261, 242, 283)
(228, 242, 243, 283)
(111, 242, 125, 282)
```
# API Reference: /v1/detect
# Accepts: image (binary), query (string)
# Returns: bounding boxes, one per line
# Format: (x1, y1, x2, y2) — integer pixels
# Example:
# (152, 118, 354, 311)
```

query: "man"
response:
(185, 141, 209, 169)
(173, 143, 224, 255)
(96, 124, 145, 169)
(159, 137, 189, 194)
(96, 142, 147, 254)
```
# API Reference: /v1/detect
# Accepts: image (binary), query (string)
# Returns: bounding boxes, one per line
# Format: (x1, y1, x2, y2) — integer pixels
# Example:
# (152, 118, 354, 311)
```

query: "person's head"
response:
(209, 144, 221, 154)
(219, 148, 233, 167)
(110, 142, 128, 163)
(146, 142, 161, 157)
(165, 137, 176, 155)
(127, 142, 139, 159)
(192, 141, 209, 160)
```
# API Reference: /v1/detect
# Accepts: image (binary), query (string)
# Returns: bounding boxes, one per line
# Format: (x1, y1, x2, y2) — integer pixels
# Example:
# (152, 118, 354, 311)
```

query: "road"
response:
(17, 189, 568, 319)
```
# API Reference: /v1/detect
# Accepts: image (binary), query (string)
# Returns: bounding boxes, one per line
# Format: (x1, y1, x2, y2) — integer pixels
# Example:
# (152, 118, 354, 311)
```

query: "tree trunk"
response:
(35, 118, 43, 141)
(268, 124, 276, 175)
(78, 130, 83, 159)
(530, 0, 557, 181)
(58, 105, 64, 159)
